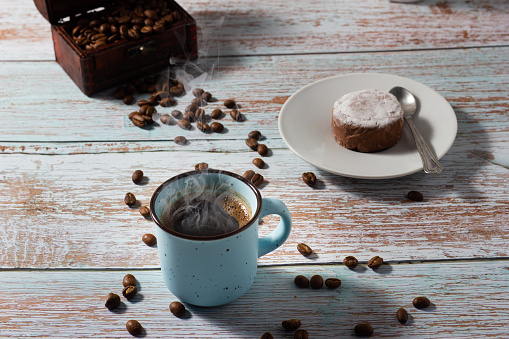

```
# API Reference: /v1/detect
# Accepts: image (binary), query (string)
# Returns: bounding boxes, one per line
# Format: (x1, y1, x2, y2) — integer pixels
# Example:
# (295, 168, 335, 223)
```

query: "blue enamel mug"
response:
(150, 170, 292, 307)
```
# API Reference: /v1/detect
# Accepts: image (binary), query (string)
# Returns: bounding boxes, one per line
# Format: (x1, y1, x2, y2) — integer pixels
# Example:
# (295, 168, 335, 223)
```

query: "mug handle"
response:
(258, 198, 292, 258)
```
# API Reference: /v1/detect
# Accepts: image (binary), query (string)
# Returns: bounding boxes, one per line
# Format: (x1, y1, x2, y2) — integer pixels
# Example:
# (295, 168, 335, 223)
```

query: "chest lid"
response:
(34, 0, 116, 25)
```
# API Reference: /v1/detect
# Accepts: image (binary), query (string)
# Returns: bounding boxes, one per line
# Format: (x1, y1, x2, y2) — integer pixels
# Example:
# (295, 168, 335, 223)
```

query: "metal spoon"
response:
(389, 86, 443, 174)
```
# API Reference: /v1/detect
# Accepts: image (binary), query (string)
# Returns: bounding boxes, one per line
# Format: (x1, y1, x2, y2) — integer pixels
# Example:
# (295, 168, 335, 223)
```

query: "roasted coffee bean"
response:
(177, 119, 191, 130)
(153, 91, 170, 100)
(243, 170, 255, 181)
(145, 106, 156, 117)
(142, 115, 154, 124)
(160, 114, 174, 125)
(248, 130, 261, 140)
(105, 292, 120, 310)
(197, 121, 210, 132)
(119, 24, 128, 36)
(294, 275, 309, 288)
(153, 24, 165, 33)
(122, 285, 138, 299)
(128, 111, 139, 120)
(183, 111, 195, 122)
(192, 88, 204, 97)
(137, 99, 149, 107)
(297, 243, 313, 256)
(127, 28, 141, 40)
(211, 109, 223, 119)
(185, 104, 198, 113)
(147, 96, 159, 106)
(413, 296, 431, 309)
(397, 307, 408, 324)
(89, 19, 100, 27)
(251, 173, 264, 186)
(325, 278, 342, 289)
(139, 206, 150, 217)
(246, 138, 259, 150)
(194, 108, 205, 121)
(132, 170, 144, 183)
(142, 233, 157, 246)
(210, 122, 224, 133)
(72, 25, 82, 36)
(294, 329, 309, 339)
(302, 172, 317, 187)
(253, 158, 265, 169)
(224, 99, 236, 108)
(282, 319, 301, 331)
(139, 104, 150, 114)
(124, 192, 136, 206)
(160, 97, 176, 107)
(343, 256, 358, 269)
(174, 136, 187, 145)
(131, 17, 145, 25)
(170, 301, 186, 317)
(171, 110, 182, 118)
(195, 162, 209, 170)
(192, 97, 206, 107)
(367, 256, 383, 269)
(354, 323, 373, 336)
(126, 320, 142, 336)
(144, 9, 158, 20)
(123, 95, 134, 105)
(107, 34, 118, 42)
(123, 274, 136, 287)
(114, 86, 127, 99)
(170, 86, 185, 96)
(141, 26, 153, 34)
(261, 333, 274, 339)
(230, 109, 242, 121)
(144, 18, 154, 26)
(132, 115, 145, 127)
(310, 275, 323, 289)
(408, 190, 424, 202)
(202, 91, 212, 102)
(256, 144, 268, 156)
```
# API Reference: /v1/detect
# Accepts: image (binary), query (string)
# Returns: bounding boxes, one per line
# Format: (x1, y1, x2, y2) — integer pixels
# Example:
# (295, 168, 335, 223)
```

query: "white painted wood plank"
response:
(1, 0, 509, 61)
(1, 148, 507, 268)
(1, 261, 508, 337)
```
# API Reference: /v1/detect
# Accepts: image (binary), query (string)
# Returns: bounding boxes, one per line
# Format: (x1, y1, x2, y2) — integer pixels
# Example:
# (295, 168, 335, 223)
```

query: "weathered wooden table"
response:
(1, 0, 508, 337)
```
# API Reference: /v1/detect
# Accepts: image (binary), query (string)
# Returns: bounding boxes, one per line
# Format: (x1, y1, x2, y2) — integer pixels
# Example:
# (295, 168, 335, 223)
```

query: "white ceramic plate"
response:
(278, 73, 457, 179)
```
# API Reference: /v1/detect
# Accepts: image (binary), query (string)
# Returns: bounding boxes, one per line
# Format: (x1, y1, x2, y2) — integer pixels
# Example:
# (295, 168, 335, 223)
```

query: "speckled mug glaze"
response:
(150, 170, 292, 307)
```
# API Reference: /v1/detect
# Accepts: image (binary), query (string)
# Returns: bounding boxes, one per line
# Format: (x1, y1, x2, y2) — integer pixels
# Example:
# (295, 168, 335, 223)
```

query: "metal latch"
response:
(126, 40, 158, 58)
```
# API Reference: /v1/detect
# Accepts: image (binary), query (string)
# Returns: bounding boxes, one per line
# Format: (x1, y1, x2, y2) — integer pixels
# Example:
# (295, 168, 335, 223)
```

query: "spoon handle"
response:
(405, 116, 443, 174)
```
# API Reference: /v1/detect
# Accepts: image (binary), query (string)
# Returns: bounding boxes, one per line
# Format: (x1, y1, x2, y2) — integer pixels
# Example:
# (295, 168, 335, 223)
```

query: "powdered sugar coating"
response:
(333, 89, 403, 128)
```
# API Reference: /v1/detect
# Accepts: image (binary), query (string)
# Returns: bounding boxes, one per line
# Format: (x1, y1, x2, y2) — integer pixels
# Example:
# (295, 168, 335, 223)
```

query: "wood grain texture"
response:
(0, 47, 507, 144)
(1, 0, 509, 61)
(1, 148, 507, 268)
(1, 261, 508, 337)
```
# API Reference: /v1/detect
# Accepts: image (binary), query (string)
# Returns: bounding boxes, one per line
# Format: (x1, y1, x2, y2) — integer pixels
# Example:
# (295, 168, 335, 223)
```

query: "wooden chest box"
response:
(34, 0, 198, 96)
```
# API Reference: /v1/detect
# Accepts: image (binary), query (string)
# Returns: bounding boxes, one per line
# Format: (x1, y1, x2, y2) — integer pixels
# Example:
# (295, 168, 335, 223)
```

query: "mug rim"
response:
(150, 169, 262, 241)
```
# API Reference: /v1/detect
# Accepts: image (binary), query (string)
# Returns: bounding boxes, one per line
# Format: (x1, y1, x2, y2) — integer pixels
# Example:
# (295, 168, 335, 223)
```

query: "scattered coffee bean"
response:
(128, 111, 139, 120)
(123, 274, 136, 287)
(147, 96, 158, 106)
(367, 256, 383, 269)
(195, 162, 209, 170)
(105, 292, 120, 310)
(177, 119, 191, 130)
(124, 192, 136, 206)
(282, 319, 301, 331)
(354, 323, 373, 336)
(253, 158, 265, 169)
(160, 97, 176, 107)
(197, 121, 210, 133)
(126, 319, 142, 336)
(170, 85, 185, 96)
(160, 114, 174, 125)
(325, 278, 342, 289)
(195, 108, 205, 121)
(142, 115, 154, 124)
(231, 109, 242, 121)
(257, 144, 268, 156)
(192, 97, 206, 107)
(152, 91, 170, 100)
(142, 233, 157, 246)
(413, 296, 431, 309)
(310, 275, 323, 289)
(408, 190, 424, 202)
(122, 285, 138, 299)
(192, 88, 204, 97)
(251, 173, 264, 186)
(183, 111, 195, 122)
(210, 122, 224, 133)
(139, 206, 150, 218)
(132, 170, 143, 184)
(294, 329, 309, 339)
(211, 109, 223, 119)
(297, 243, 313, 256)
(145, 106, 157, 117)
(202, 91, 212, 102)
(171, 110, 182, 119)
(243, 170, 255, 181)
(132, 114, 145, 127)
(294, 275, 309, 288)
(246, 138, 259, 150)
(114, 87, 127, 99)
(170, 301, 186, 317)
(185, 104, 197, 113)
(174, 136, 187, 145)
(249, 130, 261, 140)
(139, 104, 150, 114)
(397, 307, 409, 324)
(261, 333, 274, 339)
(123, 94, 134, 105)
(224, 99, 236, 108)
(137, 99, 149, 107)
(302, 172, 317, 187)
(343, 256, 359, 269)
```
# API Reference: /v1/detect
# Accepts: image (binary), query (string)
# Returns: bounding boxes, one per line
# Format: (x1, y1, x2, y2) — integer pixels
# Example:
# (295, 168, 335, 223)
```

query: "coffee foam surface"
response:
(332, 89, 403, 128)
